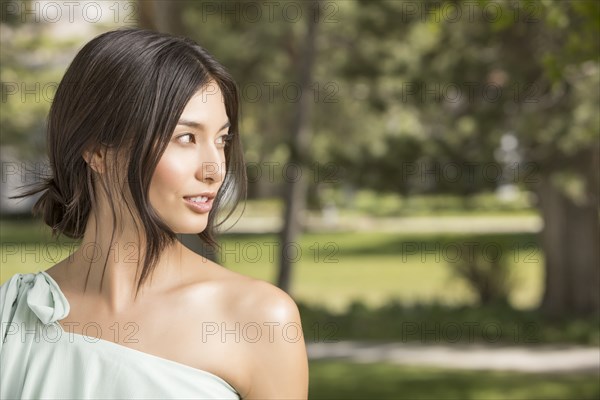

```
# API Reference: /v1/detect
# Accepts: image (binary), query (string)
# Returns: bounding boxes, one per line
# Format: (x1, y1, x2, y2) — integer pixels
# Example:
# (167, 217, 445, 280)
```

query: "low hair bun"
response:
(47, 178, 66, 205)
(34, 177, 68, 236)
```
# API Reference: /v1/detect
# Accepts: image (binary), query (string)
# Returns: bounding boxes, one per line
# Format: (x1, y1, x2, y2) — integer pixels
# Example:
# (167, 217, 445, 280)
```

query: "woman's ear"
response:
(82, 146, 108, 174)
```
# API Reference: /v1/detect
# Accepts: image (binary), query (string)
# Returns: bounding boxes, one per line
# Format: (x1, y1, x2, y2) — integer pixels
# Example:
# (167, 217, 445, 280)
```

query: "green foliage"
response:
(0, 28, 61, 158)
(0, 6, 116, 159)
(327, 0, 600, 197)
(449, 241, 513, 306)
(347, 190, 535, 217)
(299, 300, 600, 346)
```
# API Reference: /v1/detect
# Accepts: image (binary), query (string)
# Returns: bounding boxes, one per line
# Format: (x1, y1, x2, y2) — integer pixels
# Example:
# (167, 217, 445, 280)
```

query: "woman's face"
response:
(149, 82, 230, 233)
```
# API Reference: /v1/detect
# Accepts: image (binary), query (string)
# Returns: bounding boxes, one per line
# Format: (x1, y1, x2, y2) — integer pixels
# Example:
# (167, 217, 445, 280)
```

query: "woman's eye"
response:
(216, 133, 234, 148)
(178, 133, 195, 144)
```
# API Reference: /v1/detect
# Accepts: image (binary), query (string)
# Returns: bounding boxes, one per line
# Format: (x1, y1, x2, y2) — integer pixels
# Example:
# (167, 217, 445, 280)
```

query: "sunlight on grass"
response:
(0, 220, 76, 282)
(218, 232, 543, 313)
(309, 361, 600, 400)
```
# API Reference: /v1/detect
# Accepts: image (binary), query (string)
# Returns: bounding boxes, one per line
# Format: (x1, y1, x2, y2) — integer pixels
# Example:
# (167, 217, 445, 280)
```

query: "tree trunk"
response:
(537, 175, 569, 315)
(537, 145, 600, 317)
(276, 1, 320, 293)
(137, 0, 184, 35)
(137, 0, 157, 31)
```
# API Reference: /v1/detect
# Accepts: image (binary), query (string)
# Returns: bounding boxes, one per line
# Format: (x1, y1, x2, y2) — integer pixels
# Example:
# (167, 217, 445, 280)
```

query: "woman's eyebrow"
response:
(177, 119, 231, 132)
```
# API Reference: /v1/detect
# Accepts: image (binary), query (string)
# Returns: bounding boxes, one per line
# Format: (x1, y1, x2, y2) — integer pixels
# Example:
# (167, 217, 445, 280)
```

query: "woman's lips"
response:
(183, 197, 213, 213)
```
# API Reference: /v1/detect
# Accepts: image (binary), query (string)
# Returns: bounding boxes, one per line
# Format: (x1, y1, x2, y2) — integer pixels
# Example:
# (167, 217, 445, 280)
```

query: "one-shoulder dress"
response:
(0, 271, 241, 399)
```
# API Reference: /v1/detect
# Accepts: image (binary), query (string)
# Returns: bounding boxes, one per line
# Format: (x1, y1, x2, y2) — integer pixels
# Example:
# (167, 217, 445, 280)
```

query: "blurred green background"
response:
(1, 1, 598, 399)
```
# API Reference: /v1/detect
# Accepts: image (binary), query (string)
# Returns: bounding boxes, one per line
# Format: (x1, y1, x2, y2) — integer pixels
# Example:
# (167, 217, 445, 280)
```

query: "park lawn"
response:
(1, 220, 543, 313)
(0, 220, 76, 281)
(217, 232, 472, 311)
(218, 231, 543, 313)
(308, 361, 600, 400)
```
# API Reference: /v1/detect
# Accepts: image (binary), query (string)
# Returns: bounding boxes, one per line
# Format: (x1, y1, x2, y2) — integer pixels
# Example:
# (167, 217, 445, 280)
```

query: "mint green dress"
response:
(0, 271, 241, 399)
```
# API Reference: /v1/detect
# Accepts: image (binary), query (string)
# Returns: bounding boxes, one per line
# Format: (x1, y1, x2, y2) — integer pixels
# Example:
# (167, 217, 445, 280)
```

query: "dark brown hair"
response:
(10, 28, 247, 297)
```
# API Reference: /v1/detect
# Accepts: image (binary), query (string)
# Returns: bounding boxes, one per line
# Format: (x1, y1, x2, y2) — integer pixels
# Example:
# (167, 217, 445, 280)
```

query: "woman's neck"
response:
(62, 212, 190, 313)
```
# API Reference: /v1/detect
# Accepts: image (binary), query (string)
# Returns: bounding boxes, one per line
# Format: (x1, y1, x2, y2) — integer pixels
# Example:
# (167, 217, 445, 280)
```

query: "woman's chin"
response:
(175, 224, 208, 235)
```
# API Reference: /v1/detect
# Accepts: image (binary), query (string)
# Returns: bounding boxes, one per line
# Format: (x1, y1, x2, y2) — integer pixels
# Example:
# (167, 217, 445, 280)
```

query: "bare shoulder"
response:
(230, 276, 301, 319)
(204, 262, 308, 399)
(208, 262, 303, 327)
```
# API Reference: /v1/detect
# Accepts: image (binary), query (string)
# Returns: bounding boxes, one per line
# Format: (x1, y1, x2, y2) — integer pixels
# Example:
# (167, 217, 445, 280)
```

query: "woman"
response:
(0, 28, 308, 399)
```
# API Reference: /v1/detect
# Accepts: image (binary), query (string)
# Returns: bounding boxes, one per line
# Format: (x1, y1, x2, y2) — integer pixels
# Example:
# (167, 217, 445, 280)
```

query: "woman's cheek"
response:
(151, 150, 189, 199)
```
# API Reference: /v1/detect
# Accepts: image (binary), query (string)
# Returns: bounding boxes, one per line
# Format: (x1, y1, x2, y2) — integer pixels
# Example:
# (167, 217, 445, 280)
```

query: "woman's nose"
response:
(197, 146, 225, 183)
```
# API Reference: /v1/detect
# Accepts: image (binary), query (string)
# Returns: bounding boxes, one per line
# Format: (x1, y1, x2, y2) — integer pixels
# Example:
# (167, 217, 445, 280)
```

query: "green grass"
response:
(217, 231, 543, 313)
(346, 192, 537, 217)
(0, 219, 78, 281)
(0, 219, 544, 312)
(298, 301, 600, 346)
(194, 193, 538, 217)
(308, 361, 600, 400)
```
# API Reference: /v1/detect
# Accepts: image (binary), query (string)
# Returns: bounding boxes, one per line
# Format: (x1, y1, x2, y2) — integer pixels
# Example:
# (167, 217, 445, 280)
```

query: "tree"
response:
(330, 0, 599, 316)
(519, 1, 600, 314)
(276, 0, 321, 292)
(138, 0, 185, 36)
